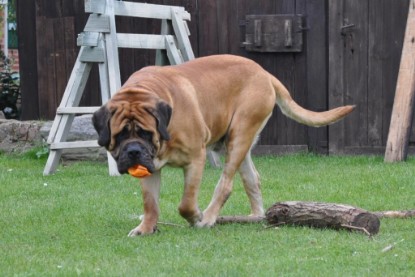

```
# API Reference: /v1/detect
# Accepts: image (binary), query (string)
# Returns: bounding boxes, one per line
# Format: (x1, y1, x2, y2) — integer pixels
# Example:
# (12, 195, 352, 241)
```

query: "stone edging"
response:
(0, 115, 106, 160)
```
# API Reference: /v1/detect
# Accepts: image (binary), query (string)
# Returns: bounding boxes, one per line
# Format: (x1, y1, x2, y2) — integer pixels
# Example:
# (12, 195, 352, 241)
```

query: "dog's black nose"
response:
(127, 144, 142, 159)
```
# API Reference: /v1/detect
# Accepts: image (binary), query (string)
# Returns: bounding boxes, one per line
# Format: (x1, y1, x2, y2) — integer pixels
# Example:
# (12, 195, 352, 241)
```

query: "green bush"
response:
(0, 50, 20, 119)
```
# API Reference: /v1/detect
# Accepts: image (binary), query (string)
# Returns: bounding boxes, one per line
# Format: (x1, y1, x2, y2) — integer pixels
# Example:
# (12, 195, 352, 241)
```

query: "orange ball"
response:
(128, 165, 151, 178)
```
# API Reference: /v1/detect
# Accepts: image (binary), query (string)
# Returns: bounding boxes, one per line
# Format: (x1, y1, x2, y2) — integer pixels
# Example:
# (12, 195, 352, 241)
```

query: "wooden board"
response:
(117, 34, 170, 49)
(385, 0, 415, 162)
(303, 0, 329, 154)
(18, 0, 39, 120)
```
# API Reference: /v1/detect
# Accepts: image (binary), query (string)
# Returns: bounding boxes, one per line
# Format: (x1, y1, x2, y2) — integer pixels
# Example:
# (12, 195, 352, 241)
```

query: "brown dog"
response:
(92, 54, 354, 236)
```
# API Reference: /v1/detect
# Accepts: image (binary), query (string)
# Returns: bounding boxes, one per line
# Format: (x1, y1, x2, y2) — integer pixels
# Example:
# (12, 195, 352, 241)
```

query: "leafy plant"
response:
(0, 50, 20, 119)
(0, 0, 17, 23)
(35, 143, 49, 159)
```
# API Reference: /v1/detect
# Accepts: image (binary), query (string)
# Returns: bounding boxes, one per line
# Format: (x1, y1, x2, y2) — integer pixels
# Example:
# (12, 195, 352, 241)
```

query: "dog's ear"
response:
(92, 105, 112, 148)
(147, 101, 172, 141)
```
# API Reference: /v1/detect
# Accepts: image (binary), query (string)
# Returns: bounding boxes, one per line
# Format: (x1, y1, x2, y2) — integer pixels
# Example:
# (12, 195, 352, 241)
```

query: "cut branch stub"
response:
(265, 201, 380, 235)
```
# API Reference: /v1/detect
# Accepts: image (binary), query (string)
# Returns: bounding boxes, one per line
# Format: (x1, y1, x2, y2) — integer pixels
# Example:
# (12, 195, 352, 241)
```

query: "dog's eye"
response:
(137, 129, 153, 142)
(114, 125, 130, 146)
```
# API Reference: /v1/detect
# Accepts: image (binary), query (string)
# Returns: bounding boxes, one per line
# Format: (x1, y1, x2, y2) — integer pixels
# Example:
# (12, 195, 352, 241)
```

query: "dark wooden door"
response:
(328, 0, 409, 154)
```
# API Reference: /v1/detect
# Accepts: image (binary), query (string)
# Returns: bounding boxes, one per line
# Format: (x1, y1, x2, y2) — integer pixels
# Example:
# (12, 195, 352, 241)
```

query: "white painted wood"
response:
(98, 48, 110, 103)
(85, 0, 106, 14)
(103, 1, 123, 176)
(52, 63, 92, 146)
(44, 46, 94, 175)
(171, 7, 195, 61)
(95, 38, 119, 176)
(43, 150, 63, 175)
(107, 153, 120, 176)
(47, 56, 93, 144)
(77, 32, 100, 47)
(114, 1, 190, 21)
(84, 14, 110, 33)
(165, 36, 183, 65)
(57, 107, 100, 114)
(104, 0, 121, 96)
(50, 140, 100, 150)
(117, 34, 171, 49)
(156, 19, 172, 66)
(79, 46, 106, 62)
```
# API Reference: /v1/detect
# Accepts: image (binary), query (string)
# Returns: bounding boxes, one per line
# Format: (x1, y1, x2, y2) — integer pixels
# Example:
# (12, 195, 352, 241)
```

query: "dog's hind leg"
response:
(238, 152, 264, 217)
(237, 115, 271, 218)
(196, 105, 273, 227)
(197, 118, 269, 227)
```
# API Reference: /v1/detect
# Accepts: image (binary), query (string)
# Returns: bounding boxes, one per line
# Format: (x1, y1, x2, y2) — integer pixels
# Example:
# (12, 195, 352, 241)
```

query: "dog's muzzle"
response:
(117, 141, 156, 174)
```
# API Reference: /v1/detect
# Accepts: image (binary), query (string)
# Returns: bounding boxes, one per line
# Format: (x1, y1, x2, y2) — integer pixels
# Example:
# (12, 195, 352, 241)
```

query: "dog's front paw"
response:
(195, 214, 217, 228)
(128, 224, 158, 237)
(183, 211, 203, 226)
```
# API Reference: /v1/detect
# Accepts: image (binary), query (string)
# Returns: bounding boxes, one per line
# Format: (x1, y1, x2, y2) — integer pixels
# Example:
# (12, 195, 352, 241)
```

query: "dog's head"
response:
(92, 93, 172, 174)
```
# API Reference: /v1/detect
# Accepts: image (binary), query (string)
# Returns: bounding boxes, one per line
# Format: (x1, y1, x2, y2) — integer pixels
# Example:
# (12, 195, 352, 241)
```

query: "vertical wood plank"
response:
(291, 0, 308, 146)
(384, 0, 415, 162)
(303, 0, 329, 153)
(18, 0, 40, 119)
(343, 0, 369, 149)
(382, 0, 410, 144)
(104, 0, 121, 96)
(36, 16, 56, 119)
(198, 0, 219, 56)
(228, 0, 246, 56)
(216, 0, 231, 54)
(171, 7, 195, 60)
(328, 0, 346, 154)
(53, 18, 68, 106)
(367, 0, 384, 147)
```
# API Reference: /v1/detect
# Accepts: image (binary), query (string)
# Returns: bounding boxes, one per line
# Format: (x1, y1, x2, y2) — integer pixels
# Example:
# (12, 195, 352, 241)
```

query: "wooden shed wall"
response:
(17, 0, 411, 154)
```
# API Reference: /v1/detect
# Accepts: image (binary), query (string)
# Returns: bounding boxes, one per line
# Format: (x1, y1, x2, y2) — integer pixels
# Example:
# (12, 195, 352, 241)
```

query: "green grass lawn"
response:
(1, 151, 414, 276)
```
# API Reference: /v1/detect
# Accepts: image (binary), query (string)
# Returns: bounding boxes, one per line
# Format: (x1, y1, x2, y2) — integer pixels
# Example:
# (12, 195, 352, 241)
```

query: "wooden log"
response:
(373, 210, 415, 218)
(265, 201, 380, 235)
(215, 202, 415, 235)
(216, 215, 265, 224)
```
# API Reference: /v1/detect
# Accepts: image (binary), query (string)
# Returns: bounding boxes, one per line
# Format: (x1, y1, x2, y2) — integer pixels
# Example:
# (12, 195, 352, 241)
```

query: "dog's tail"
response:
(270, 74, 355, 127)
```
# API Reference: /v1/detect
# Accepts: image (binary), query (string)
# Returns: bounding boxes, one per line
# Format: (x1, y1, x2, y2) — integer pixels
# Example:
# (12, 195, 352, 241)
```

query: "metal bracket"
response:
(242, 14, 304, 53)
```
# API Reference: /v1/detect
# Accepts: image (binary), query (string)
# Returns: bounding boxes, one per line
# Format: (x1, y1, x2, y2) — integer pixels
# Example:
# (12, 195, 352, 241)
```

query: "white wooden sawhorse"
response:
(43, 0, 201, 175)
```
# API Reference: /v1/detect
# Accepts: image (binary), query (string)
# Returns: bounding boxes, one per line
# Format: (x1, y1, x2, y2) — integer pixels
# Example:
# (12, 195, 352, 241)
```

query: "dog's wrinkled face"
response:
(92, 98, 172, 174)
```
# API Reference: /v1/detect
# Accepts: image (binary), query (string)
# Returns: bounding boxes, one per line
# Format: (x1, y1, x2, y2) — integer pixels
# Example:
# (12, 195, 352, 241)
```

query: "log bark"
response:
(216, 215, 265, 224)
(265, 201, 380, 235)
(215, 202, 415, 235)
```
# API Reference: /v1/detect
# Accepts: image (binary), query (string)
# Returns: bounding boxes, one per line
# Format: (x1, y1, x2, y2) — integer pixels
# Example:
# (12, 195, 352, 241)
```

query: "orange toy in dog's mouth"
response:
(128, 165, 151, 178)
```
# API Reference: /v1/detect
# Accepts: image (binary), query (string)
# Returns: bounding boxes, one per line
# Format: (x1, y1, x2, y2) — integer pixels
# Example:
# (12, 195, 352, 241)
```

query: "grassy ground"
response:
(1, 150, 414, 276)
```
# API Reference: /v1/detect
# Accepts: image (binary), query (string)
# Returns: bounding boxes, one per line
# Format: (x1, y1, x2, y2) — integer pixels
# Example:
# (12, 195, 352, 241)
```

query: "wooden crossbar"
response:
(85, 0, 191, 20)
(57, 107, 100, 114)
(117, 34, 173, 49)
(50, 141, 99, 150)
